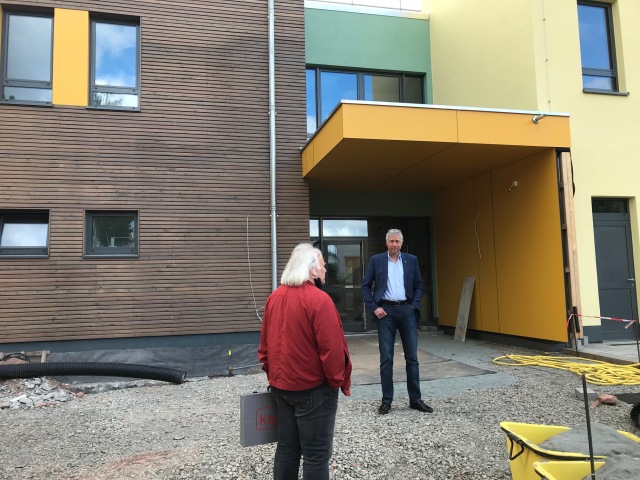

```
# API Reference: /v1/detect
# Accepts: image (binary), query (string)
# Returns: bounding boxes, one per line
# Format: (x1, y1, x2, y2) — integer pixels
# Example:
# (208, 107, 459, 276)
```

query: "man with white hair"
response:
(259, 243, 352, 480)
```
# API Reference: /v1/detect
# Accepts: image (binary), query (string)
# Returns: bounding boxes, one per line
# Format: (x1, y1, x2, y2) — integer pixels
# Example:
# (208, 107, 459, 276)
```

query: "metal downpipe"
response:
(268, 0, 278, 290)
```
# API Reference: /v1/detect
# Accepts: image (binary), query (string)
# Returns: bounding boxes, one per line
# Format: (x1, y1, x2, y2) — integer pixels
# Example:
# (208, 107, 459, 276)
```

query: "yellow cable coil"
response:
(492, 355, 640, 386)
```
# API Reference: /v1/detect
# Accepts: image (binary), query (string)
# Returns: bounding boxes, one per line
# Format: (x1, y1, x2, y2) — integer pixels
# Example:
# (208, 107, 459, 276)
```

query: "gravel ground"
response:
(1, 344, 640, 480)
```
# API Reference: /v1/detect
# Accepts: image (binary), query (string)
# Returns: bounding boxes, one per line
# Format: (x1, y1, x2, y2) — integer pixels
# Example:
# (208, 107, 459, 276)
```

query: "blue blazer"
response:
(361, 252, 424, 313)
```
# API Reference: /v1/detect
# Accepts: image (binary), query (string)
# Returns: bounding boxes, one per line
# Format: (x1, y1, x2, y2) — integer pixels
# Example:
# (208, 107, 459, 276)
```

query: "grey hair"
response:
(386, 228, 403, 242)
(280, 243, 322, 287)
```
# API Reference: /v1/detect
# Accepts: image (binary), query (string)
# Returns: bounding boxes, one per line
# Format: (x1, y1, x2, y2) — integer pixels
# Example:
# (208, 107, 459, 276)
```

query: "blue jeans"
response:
(378, 303, 422, 403)
(271, 383, 339, 480)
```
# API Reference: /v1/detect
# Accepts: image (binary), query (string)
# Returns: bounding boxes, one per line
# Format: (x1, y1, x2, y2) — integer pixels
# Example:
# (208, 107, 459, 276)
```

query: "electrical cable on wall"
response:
(474, 215, 482, 259)
(246, 216, 265, 322)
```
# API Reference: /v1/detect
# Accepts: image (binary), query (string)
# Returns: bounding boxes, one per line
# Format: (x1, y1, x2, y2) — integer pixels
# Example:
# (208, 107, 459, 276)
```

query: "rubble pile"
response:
(0, 359, 77, 410)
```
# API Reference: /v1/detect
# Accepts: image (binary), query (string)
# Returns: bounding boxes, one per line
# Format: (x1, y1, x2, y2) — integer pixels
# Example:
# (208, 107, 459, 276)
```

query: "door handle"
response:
(627, 278, 636, 282)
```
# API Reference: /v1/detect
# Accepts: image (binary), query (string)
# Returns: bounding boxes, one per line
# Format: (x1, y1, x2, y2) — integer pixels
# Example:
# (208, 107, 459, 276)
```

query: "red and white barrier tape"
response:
(567, 313, 638, 329)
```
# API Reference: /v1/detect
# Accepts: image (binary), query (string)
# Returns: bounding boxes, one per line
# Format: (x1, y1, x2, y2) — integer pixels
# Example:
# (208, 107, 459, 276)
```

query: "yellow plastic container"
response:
(534, 460, 605, 479)
(500, 422, 640, 480)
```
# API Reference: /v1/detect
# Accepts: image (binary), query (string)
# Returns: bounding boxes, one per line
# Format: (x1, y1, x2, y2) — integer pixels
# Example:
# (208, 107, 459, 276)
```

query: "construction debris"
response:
(591, 393, 620, 408)
(0, 358, 77, 409)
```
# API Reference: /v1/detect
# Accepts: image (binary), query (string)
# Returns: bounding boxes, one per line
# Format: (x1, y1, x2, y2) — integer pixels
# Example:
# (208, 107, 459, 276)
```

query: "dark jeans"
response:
(378, 302, 422, 403)
(270, 383, 339, 480)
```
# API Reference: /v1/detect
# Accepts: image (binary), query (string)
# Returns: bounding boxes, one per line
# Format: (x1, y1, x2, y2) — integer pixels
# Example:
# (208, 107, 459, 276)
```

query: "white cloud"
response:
(95, 23, 137, 87)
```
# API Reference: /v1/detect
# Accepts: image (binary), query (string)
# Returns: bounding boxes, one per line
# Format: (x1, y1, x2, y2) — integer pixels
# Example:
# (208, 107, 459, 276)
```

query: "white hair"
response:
(386, 228, 403, 242)
(280, 243, 322, 287)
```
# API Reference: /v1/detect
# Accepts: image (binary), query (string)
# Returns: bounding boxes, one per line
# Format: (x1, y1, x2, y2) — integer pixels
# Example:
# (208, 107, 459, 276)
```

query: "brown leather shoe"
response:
(410, 400, 434, 413)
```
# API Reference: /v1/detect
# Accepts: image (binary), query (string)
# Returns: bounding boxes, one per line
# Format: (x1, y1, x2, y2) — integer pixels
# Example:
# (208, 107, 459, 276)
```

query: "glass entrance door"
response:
(323, 240, 366, 332)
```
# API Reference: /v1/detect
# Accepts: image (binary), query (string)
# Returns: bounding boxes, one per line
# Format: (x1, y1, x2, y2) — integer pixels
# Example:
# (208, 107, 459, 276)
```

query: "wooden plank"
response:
(454, 276, 476, 343)
(560, 152, 582, 337)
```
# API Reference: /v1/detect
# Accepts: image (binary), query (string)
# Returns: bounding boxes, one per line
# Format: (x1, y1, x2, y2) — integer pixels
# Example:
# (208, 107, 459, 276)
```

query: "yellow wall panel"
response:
(492, 150, 566, 341)
(310, 106, 345, 168)
(457, 111, 571, 148)
(474, 173, 500, 333)
(301, 143, 314, 176)
(52, 9, 89, 107)
(434, 180, 479, 328)
(435, 149, 566, 342)
(343, 103, 458, 142)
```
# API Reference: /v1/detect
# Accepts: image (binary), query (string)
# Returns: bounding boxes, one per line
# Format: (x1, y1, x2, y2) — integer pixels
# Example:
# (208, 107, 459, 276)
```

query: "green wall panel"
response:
(305, 8, 432, 102)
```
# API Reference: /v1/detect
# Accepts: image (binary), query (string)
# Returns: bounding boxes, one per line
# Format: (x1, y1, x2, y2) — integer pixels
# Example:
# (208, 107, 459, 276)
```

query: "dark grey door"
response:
(593, 199, 638, 340)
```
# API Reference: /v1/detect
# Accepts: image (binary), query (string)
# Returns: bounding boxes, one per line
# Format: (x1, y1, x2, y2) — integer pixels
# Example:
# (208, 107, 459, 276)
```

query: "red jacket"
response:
(258, 281, 352, 396)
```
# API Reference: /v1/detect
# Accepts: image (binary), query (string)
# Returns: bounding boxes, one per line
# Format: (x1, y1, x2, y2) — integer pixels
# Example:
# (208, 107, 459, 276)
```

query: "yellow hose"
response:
(492, 355, 640, 386)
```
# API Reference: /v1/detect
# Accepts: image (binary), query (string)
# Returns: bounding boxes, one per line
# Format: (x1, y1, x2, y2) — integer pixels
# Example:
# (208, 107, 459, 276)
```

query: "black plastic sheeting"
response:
(0, 362, 186, 384)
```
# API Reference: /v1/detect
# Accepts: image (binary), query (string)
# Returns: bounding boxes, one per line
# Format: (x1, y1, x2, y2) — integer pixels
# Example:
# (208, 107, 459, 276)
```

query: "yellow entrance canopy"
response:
(301, 101, 571, 192)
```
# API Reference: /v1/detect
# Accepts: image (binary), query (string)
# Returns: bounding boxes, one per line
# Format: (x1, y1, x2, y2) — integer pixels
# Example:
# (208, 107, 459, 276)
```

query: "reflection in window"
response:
(0, 211, 49, 256)
(325, 242, 362, 288)
(320, 71, 357, 122)
(306, 67, 424, 135)
(403, 76, 423, 103)
(310, 219, 320, 238)
(306, 70, 317, 135)
(90, 19, 140, 109)
(364, 75, 400, 102)
(86, 211, 138, 256)
(578, 1, 617, 92)
(592, 198, 628, 214)
(3, 87, 52, 102)
(322, 219, 368, 237)
(1, 12, 53, 103)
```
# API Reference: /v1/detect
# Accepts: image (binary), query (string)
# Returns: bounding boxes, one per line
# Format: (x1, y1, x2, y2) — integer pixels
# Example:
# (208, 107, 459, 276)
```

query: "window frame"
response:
(306, 66, 425, 136)
(0, 10, 54, 106)
(0, 210, 50, 258)
(577, 0, 619, 94)
(84, 210, 139, 258)
(89, 17, 141, 111)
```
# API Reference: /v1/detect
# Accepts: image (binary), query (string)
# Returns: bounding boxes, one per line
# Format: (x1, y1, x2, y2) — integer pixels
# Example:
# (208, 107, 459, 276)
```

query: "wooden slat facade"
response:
(0, 0, 309, 345)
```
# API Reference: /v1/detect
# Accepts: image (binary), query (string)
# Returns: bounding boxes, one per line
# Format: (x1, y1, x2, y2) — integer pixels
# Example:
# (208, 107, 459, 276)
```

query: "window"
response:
(85, 211, 138, 257)
(90, 18, 140, 109)
(364, 74, 400, 102)
(306, 70, 318, 134)
(319, 71, 357, 122)
(306, 67, 424, 135)
(310, 219, 320, 238)
(1, 11, 53, 104)
(592, 198, 628, 214)
(577, 1, 617, 92)
(0, 211, 49, 257)
(322, 219, 368, 237)
(310, 219, 368, 238)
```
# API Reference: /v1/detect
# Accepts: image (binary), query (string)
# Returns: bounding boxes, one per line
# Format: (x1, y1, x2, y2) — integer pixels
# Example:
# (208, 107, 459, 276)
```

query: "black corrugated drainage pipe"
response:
(0, 362, 186, 384)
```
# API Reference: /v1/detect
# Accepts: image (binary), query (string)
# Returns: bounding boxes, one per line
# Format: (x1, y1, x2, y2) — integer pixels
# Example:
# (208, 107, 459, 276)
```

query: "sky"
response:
(94, 22, 138, 88)
(310, 219, 368, 237)
(0, 224, 48, 247)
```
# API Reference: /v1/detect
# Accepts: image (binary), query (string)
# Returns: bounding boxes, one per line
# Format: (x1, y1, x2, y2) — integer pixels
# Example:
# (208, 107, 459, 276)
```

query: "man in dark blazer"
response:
(361, 228, 433, 415)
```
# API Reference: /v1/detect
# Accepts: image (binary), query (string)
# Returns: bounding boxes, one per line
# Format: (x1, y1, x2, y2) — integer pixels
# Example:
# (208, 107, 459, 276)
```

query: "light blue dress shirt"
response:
(384, 253, 406, 301)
